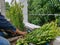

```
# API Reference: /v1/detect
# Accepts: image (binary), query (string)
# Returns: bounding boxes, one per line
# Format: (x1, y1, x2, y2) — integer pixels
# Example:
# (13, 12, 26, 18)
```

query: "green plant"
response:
(56, 15, 60, 26)
(16, 38, 28, 45)
(28, 0, 60, 26)
(5, 2, 10, 11)
(28, 15, 55, 26)
(16, 22, 60, 45)
(6, 2, 24, 31)
(28, 0, 60, 14)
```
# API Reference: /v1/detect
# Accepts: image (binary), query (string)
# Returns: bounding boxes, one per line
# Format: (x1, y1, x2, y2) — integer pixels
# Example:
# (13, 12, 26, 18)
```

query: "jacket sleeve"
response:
(0, 15, 16, 32)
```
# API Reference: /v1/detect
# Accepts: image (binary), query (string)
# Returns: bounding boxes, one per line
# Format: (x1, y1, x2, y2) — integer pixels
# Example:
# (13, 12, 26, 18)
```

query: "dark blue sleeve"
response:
(0, 15, 16, 32)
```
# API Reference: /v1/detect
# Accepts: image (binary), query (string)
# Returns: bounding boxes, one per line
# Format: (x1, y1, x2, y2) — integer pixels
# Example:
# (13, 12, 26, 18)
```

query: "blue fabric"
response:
(46, 43, 49, 45)
(0, 14, 16, 45)
(0, 15, 16, 32)
(0, 32, 5, 37)
(0, 36, 10, 45)
(0, 15, 5, 19)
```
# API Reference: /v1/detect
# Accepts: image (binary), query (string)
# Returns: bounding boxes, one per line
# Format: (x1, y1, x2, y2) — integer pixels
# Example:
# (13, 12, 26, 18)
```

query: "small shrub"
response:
(6, 2, 24, 31)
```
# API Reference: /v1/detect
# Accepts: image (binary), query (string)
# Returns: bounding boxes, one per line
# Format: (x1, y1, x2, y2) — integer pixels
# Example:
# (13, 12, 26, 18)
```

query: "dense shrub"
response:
(56, 15, 60, 26)
(16, 22, 60, 45)
(28, 15, 55, 26)
(28, 0, 60, 14)
(28, 0, 60, 25)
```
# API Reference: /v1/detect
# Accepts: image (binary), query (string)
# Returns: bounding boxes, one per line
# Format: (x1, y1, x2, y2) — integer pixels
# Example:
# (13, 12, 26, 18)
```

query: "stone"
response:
(53, 36, 60, 45)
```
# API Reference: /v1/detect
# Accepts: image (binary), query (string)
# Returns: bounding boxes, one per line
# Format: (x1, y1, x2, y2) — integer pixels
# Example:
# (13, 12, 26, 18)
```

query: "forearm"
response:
(15, 29, 27, 35)
(16, 29, 23, 34)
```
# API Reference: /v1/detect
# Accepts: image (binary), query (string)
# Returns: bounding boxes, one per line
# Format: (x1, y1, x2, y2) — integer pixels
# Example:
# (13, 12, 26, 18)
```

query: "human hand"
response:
(21, 32, 27, 36)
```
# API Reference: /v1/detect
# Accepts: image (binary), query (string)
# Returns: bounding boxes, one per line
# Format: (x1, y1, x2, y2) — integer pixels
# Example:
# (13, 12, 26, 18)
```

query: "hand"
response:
(16, 29, 27, 36)
(21, 32, 27, 35)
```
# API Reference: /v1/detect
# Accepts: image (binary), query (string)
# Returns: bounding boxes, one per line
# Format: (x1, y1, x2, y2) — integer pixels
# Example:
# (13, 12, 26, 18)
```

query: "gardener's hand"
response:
(16, 29, 27, 36)
(20, 32, 27, 35)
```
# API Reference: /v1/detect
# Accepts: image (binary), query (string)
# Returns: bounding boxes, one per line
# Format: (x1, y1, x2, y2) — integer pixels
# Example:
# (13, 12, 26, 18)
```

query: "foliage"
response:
(28, 0, 60, 14)
(28, 15, 55, 26)
(55, 15, 60, 26)
(28, 0, 60, 25)
(6, 2, 24, 31)
(5, 2, 10, 11)
(16, 22, 60, 45)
